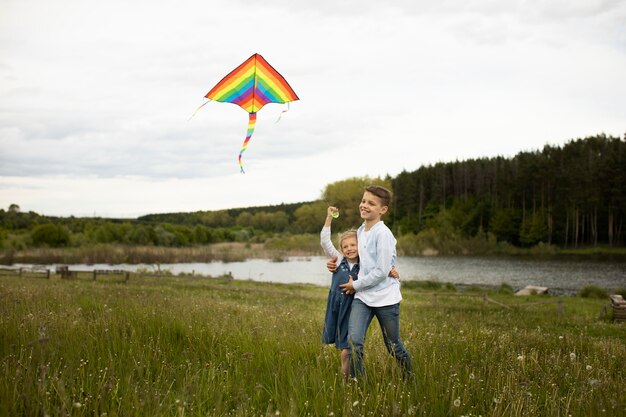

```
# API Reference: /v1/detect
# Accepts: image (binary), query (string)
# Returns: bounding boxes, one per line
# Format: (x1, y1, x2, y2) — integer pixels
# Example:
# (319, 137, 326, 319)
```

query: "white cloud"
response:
(0, 0, 624, 216)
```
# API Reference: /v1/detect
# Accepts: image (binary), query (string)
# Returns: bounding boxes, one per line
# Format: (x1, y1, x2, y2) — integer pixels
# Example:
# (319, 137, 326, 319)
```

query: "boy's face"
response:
(359, 191, 388, 222)
(340, 236, 358, 262)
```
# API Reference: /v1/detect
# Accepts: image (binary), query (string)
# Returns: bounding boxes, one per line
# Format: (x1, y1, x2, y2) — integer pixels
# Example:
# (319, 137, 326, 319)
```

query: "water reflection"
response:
(398, 256, 625, 294)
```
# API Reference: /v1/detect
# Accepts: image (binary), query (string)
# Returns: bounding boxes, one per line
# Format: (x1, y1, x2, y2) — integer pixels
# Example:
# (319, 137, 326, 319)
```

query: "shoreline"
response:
(2, 242, 626, 266)
(3, 260, 622, 298)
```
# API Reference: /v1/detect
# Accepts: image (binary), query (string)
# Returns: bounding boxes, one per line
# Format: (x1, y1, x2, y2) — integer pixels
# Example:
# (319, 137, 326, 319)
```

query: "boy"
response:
(331, 185, 413, 378)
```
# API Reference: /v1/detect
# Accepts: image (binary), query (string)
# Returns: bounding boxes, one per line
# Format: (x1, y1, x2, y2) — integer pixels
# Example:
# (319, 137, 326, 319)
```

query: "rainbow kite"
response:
(197, 53, 299, 173)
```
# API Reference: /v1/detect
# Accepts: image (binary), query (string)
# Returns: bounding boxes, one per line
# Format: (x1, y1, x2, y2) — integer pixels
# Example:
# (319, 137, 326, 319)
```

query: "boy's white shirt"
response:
(352, 221, 402, 307)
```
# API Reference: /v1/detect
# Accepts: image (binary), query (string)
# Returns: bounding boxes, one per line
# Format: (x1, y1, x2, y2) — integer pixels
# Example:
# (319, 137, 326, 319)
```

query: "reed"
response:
(0, 242, 324, 265)
(2, 238, 625, 266)
(1, 274, 624, 416)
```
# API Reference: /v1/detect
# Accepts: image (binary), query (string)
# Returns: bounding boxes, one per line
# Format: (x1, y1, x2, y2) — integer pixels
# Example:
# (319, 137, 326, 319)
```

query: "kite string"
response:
(238, 112, 257, 173)
(275, 102, 291, 123)
(187, 99, 211, 121)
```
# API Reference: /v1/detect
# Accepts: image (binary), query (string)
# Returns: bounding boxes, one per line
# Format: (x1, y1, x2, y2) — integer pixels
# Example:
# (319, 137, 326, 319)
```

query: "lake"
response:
(13, 256, 626, 295)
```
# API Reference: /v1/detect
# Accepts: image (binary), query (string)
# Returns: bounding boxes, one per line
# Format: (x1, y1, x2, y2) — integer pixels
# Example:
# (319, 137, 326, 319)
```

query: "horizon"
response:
(4, 133, 622, 219)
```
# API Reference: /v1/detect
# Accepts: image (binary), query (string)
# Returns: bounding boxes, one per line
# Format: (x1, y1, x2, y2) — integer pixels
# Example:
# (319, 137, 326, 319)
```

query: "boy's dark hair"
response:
(365, 185, 393, 207)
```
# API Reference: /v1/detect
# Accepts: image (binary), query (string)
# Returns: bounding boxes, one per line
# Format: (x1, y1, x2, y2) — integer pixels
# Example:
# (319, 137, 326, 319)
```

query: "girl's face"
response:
(340, 236, 358, 263)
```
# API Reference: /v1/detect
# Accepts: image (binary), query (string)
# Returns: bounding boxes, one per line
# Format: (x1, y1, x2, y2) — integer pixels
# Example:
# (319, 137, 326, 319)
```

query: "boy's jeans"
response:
(348, 298, 413, 378)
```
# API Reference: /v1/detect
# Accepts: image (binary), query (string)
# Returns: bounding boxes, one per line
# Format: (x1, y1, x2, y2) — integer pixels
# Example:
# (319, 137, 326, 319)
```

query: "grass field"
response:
(1, 273, 624, 416)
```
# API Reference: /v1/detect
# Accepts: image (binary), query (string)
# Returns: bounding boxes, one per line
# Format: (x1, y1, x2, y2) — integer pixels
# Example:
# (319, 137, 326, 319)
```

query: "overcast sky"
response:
(1, 0, 625, 217)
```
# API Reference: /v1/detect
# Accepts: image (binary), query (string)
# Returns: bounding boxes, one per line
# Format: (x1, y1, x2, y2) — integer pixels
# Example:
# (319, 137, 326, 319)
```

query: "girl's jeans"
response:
(348, 298, 413, 378)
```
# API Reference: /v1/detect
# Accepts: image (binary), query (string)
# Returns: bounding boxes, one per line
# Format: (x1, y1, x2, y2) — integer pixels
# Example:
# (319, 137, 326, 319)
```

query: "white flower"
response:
(586, 365, 593, 371)
(73, 402, 82, 408)
(517, 355, 525, 361)
(559, 336, 564, 340)
(570, 352, 576, 361)
(352, 401, 359, 407)
(453, 398, 461, 407)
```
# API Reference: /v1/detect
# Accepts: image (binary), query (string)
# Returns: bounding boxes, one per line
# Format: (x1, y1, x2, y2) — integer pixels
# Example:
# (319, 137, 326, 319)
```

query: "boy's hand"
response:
(340, 276, 355, 294)
(389, 266, 400, 279)
(327, 256, 338, 272)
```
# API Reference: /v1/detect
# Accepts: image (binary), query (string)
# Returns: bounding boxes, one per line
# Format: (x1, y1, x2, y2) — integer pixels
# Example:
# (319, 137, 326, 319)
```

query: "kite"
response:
(195, 53, 299, 173)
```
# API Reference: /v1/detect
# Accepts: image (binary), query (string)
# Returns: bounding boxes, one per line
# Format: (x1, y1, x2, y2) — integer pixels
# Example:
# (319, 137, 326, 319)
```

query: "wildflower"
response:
(469, 373, 475, 380)
(453, 398, 461, 407)
(275, 411, 280, 416)
(586, 365, 592, 371)
(569, 352, 576, 361)
(73, 402, 82, 408)
(493, 397, 502, 404)
(352, 401, 359, 407)
(517, 355, 525, 361)
(559, 336, 564, 340)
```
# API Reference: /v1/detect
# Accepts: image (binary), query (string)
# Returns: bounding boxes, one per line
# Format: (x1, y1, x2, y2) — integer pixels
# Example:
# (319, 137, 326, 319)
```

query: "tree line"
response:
(0, 134, 624, 251)
(392, 134, 625, 247)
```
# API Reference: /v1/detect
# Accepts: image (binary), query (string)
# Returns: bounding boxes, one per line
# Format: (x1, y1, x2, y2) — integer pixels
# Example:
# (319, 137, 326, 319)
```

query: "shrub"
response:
(31, 223, 71, 247)
(498, 283, 514, 295)
(265, 234, 319, 252)
(578, 285, 609, 299)
(529, 242, 559, 255)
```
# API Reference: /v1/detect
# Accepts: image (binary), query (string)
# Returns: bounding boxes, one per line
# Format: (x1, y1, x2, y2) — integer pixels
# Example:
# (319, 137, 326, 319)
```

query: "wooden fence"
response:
(0, 267, 51, 279)
(0, 267, 233, 284)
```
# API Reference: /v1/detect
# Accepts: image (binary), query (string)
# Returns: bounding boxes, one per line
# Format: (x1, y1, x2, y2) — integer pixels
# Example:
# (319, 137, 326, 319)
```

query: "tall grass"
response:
(0, 241, 324, 265)
(2, 237, 625, 266)
(1, 274, 624, 416)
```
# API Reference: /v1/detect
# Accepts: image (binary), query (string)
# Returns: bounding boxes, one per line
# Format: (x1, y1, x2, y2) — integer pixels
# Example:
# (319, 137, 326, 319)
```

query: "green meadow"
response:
(1, 273, 624, 417)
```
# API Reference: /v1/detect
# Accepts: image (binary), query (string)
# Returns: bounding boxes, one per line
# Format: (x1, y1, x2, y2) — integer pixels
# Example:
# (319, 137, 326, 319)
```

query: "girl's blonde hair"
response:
(338, 229, 358, 250)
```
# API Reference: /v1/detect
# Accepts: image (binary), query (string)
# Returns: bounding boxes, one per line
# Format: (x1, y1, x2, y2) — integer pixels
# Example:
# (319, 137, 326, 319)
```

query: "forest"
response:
(1, 134, 624, 256)
(392, 133, 625, 248)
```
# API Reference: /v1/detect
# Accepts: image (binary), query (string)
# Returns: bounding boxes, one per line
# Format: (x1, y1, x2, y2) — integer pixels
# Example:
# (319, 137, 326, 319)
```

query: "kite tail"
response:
(238, 112, 257, 173)
(275, 102, 291, 123)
